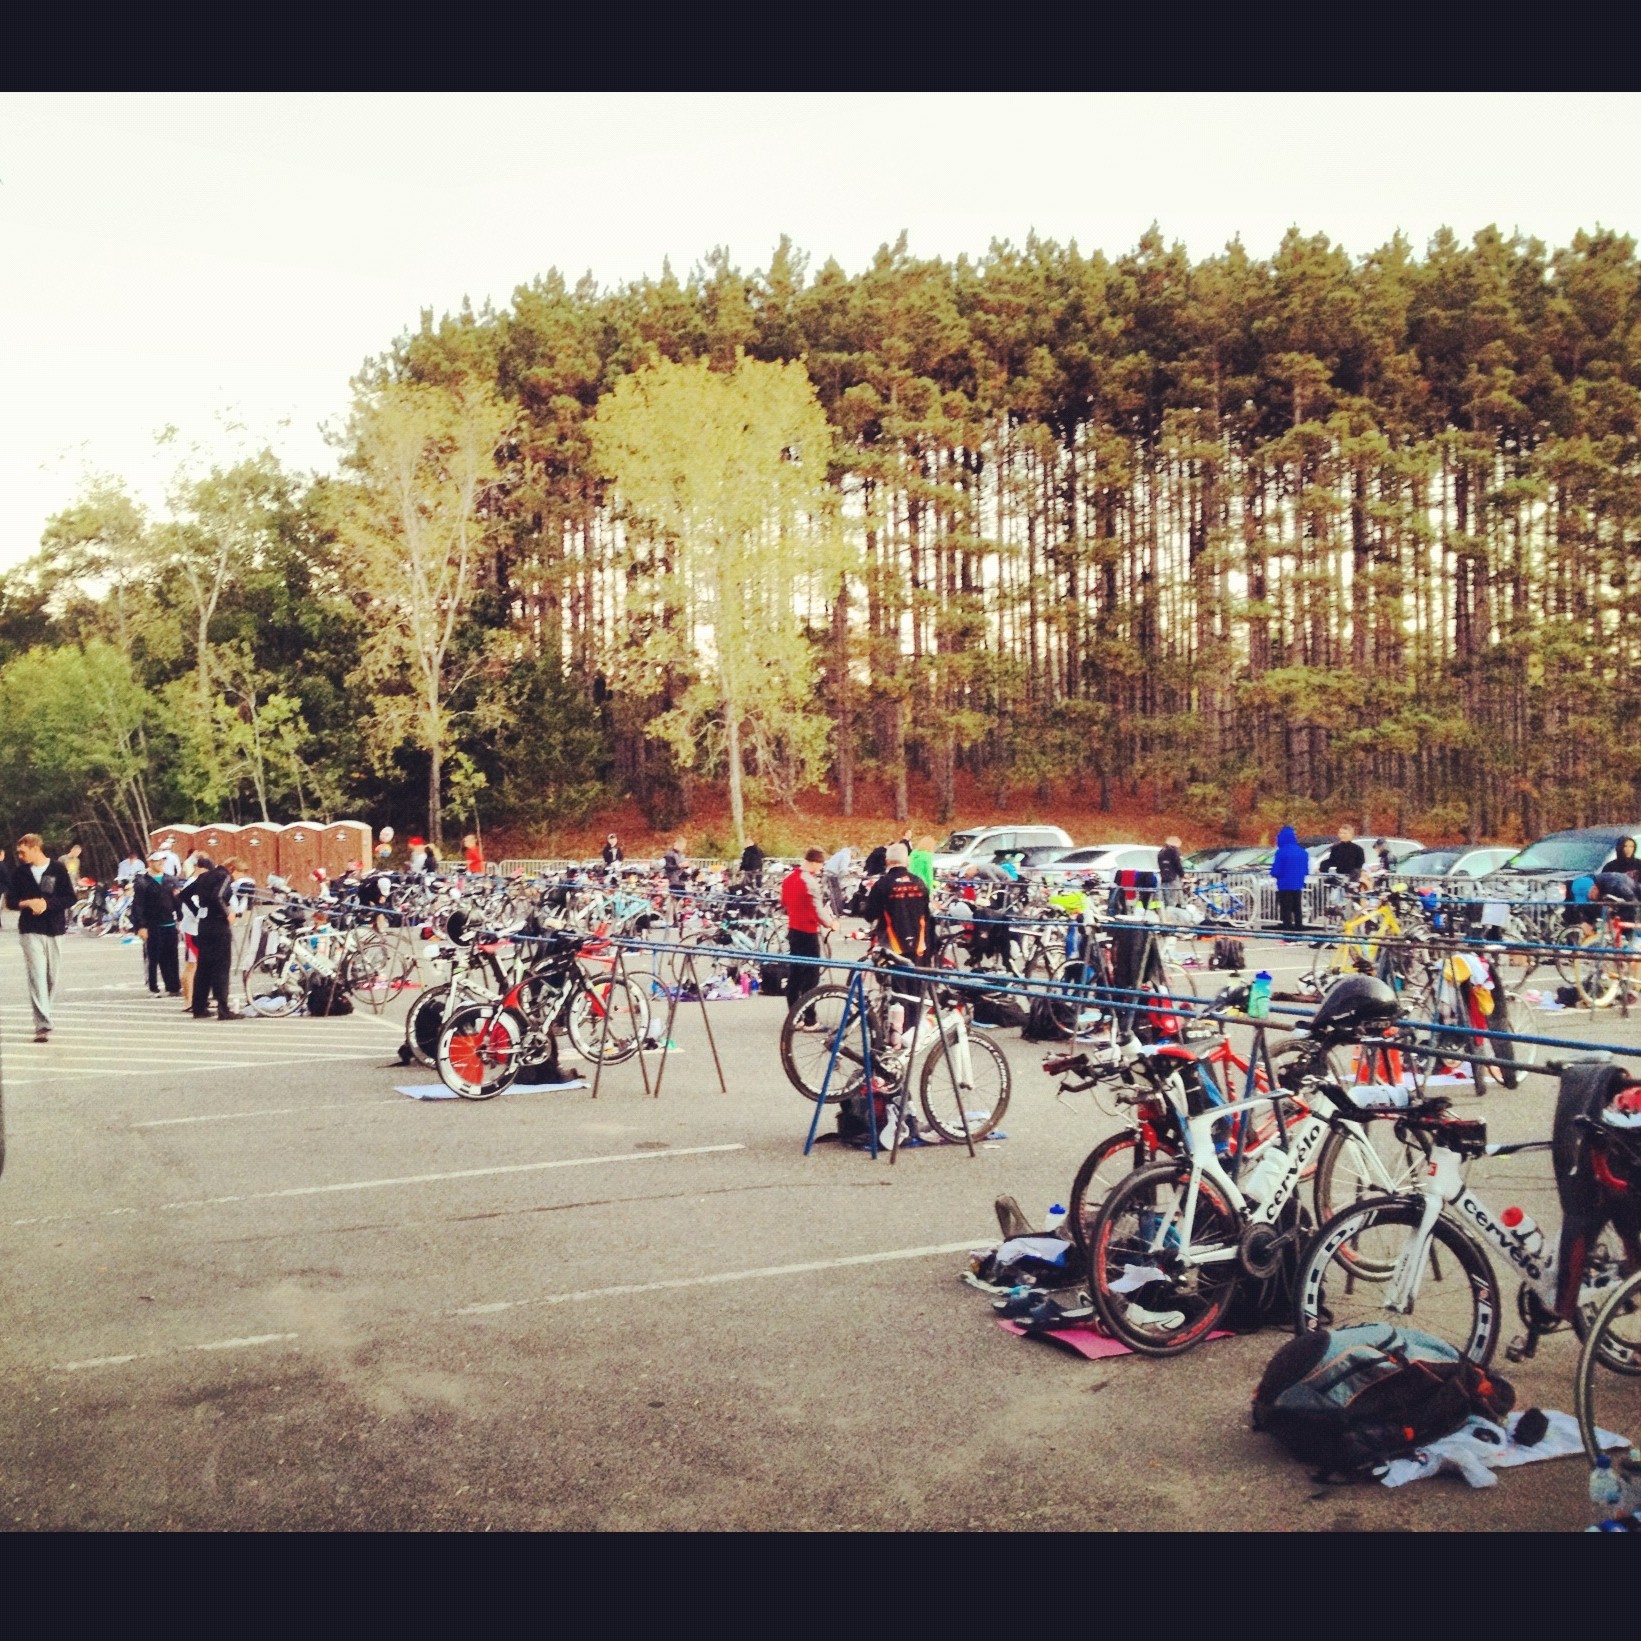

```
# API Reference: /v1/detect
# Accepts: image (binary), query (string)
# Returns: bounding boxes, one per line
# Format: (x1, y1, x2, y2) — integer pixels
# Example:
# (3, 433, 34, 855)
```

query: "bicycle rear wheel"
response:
(1088, 1161, 1241, 1356)
(918, 1025, 1010, 1142)
(404, 983, 449, 1069)
(247, 956, 303, 1017)
(1576, 1267, 1641, 1462)
(1069, 1130, 1151, 1250)
(1293, 1195, 1501, 1366)
(778, 983, 868, 1101)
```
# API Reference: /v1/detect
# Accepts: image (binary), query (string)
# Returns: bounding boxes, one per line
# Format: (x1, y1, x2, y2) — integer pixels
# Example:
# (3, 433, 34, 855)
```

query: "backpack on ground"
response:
(1022, 991, 1072, 1042)
(1210, 936, 1246, 972)
(306, 974, 354, 1016)
(973, 993, 1030, 1030)
(1252, 1322, 1515, 1480)
(759, 961, 788, 996)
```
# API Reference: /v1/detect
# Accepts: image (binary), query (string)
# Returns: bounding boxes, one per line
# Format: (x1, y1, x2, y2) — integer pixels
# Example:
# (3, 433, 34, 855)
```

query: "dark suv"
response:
(1496, 826, 1641, 879)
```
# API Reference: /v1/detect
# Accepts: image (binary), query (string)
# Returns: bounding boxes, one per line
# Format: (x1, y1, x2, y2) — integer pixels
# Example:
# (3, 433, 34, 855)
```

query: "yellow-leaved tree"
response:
(334, 378, 509, 848)
(590, 354, 843, 848)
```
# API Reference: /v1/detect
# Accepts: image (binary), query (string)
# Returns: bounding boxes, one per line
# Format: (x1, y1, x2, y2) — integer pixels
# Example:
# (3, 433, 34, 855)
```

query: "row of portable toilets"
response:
(146, 821, 373, 887)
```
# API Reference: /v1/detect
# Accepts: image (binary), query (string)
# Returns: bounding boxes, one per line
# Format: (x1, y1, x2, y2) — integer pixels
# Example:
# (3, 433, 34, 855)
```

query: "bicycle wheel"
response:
(1048, 957, 1107, 1037)
(342, 937, 393, 1014)
(1573, 936, 1623, 1010)
(918, 1025, 1010, 1142)
(1569, 1223, 1641, 1372)
(1310, 1127, 1430, 1270)
(438, 1005, 524, 1099)
(1293, 1195, 1501, 1366)
(1576, 1267, 1641, 1462)
(246, 955, 303, 1017)
(565, 973, 650, 1065)
(404, 983, 449, 1069)
(778, 983, 871, 1102)
(1088, 1161, 1241, 1356)
(1069, 1130, 1151, 1251)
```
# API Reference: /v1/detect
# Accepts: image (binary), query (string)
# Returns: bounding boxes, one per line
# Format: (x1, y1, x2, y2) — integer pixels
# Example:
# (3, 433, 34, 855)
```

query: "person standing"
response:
(781, 848, 837, 1014)
(116, 848, 144, 886)
(865, 843, 933, 964)
(5, 834, 79, 1041)
(663, 838, 688, 895)
(461, 833, 485, 875)
(823, 843, 853, 918)
(177, 854, 203, 1010)
(739, 838, 765, 891)
(1271, 826, 1310, 933)
(909, 835, 937, 894)
(1601, 836, 1641, 886)
(1319, 825, 1366, 883)
(602, 834, 624, 869)
(1157, 836, 1186, 909)
(179, 854, 239, 1021)
(131, 853, 183, 998)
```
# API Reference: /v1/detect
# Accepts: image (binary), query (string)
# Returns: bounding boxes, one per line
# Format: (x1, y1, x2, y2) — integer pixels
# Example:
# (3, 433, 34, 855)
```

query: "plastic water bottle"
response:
(1499, 1207, 1546, 1260)
(1591, 1454, 1624, 1524)
(1241, 1145, 1289, 1205)
(1044, 1203, 1067, 1234)
(1248, 970, 1271, 1020)
(1347, 1083, 1411, 1111)
(1619, 1448, 1641, 1521)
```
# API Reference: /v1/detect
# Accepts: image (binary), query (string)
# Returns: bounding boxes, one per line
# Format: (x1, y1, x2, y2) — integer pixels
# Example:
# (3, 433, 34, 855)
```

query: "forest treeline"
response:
(4, 223, 1641, 862)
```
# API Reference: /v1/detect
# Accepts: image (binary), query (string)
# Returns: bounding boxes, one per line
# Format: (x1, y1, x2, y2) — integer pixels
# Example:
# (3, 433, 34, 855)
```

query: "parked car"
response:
(1394, 846, 1519, 881)
(1495, 826, 1641, 881)
(1036, 843, 1164, 887)
(929, 824, 1073, 876)
(1183, 847, 1238, 871)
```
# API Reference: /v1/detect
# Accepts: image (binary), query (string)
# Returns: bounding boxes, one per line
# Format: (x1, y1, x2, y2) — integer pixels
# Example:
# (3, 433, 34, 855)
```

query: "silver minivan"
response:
(929, 824, 1073, 875)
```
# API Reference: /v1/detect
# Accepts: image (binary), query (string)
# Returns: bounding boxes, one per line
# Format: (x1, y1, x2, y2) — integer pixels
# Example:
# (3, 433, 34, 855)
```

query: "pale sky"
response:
(2, 91, 1637, 570)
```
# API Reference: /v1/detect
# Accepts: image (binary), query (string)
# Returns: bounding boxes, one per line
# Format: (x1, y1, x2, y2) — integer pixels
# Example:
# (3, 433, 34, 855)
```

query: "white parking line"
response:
(9, 1143, 747, 1226)
(452, 1239, 985, 1316)
(62, 1332, 299, 1372)
(133, 1099, 403, 1127)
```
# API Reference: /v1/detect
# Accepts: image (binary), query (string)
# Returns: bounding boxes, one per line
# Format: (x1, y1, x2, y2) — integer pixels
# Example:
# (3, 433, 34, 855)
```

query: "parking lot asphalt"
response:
(0, 924, 1635, 1531)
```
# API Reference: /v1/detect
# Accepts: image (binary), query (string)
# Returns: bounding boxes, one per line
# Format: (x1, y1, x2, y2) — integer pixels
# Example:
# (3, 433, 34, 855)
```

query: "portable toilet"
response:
(194, 822, 242, 865)
(280, 821, 325, 888)
(148, 825, 197, 868)
(238, 822, 284, 885)
(321, 820, 372, 883)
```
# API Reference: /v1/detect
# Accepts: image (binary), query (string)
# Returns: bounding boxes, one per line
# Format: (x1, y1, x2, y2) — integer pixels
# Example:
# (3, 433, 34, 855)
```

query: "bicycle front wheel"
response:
(1088, 1161, 1241, 1356)
(565, 974, 651, 1064)
(1069, 1130, 1151, 1250)
(1576, 1267, 1641, 1462)
(918, 1025, 1010, 1142)
(1294, 1195, 1501, 1366)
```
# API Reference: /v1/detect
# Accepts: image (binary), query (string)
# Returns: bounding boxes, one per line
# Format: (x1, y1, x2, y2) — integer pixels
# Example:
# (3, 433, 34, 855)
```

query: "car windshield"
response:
(941, 832, 978, 853)
(1398, 850, 1461, 875)
(1506, 836, 1618, 872)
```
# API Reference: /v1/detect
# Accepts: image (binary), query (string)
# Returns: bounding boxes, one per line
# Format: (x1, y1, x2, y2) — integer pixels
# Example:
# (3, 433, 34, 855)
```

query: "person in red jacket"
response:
(781, 848, 836, 1014)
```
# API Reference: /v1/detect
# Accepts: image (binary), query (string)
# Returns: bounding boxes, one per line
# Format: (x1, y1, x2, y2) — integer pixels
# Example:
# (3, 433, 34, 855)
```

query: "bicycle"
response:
(435, 926, 652, 1098)
(1294, 1061, 1641, 1372)
(777, 949, 1011, 1143)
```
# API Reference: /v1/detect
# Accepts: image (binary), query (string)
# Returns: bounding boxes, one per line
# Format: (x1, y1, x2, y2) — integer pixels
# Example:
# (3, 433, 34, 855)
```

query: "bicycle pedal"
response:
(1504, 1332, 1537, 1364)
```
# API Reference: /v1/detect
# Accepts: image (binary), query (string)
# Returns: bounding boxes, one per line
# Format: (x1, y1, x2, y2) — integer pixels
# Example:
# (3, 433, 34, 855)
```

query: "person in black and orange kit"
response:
(864, 842, 933, 964)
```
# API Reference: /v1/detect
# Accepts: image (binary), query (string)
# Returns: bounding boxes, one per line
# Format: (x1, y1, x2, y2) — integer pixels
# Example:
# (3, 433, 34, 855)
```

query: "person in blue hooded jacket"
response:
(1271, 826, 1310, 932)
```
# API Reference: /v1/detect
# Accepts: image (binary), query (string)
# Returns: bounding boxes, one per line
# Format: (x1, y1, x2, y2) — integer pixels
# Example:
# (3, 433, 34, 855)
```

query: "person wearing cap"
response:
(781, 848, 837, 1019)
(131, 853, 183, 998)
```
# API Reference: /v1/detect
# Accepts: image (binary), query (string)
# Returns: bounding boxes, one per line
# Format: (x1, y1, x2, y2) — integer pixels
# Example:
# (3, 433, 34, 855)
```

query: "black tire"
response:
(778, 983, 868, 1101)
(246, 955, 303, 1017)
(1576, 1267, 1641, 1462)
(1068, 1130, 1149, 1250)
(1568, 1223, 1641, 1374)
(564, 974, 650, 1065)
(1088, 1161, 1241, 1356)
(1293, 1195, 1501, 1366)
(404, 983, 450, 1069)
(437, 1005, 525, 1099)
(917, 1027, 1010, 1142)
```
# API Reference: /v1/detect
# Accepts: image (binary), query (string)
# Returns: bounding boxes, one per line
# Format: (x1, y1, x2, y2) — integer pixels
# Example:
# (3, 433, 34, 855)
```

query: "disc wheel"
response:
(1088, 1161, 1241, 1356)
(917, 1023, 1010, 1142)
(404, 983, 450, 1069)
(438, 1006, 524, 1099)
(1293, 1194, 1502, 1366)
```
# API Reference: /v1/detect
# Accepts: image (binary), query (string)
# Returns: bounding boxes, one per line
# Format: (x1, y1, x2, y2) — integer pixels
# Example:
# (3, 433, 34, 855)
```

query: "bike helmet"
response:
(1308, 974, 1400, 1039)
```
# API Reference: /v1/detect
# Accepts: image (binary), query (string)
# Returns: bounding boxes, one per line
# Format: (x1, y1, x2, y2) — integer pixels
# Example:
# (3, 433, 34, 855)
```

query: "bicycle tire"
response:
(778, 983, 871, 1101)
(1576, 1267, 1641, 1462)
(437, 1005, 525, 1099)
(404, 983, 450, 1069)
(1088, 1161, 1241, 1356)
(246, 955, 303, 1017)
(917, 1026, 1010, 1142)
(1293, 1194, 1501, 1366)
(565, 974, 650, 1065)
(1068, 1130, 1149, 1251)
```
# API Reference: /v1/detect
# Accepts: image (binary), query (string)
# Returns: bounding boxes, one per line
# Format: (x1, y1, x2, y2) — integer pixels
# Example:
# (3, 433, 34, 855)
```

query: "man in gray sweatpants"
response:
(5, 833, 78, 1042)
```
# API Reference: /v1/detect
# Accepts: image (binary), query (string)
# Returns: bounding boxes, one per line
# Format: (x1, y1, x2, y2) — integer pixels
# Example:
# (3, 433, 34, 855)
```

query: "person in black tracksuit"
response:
(131, 857, 182, 996)
(179, 855, 239, 1021)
